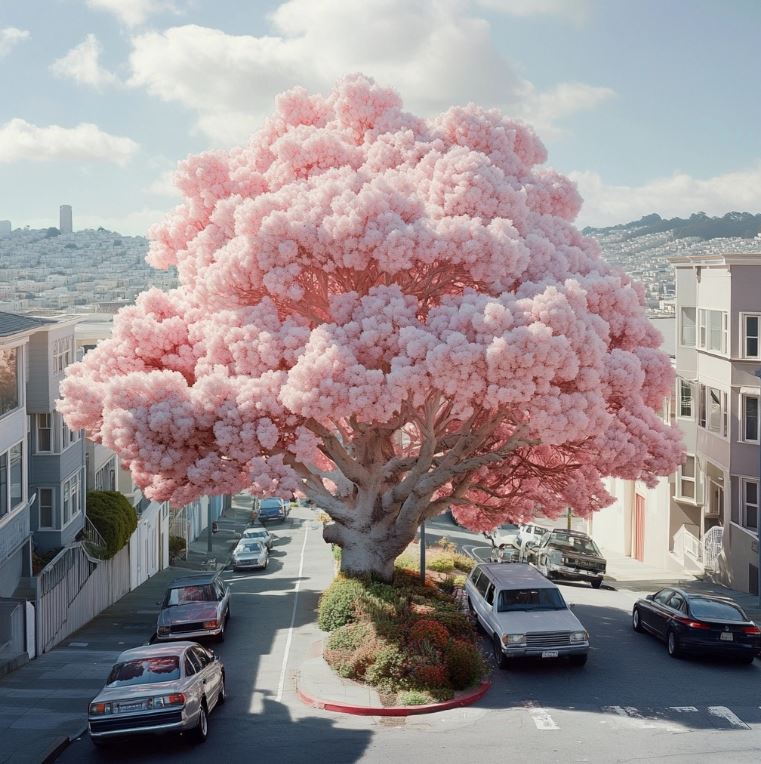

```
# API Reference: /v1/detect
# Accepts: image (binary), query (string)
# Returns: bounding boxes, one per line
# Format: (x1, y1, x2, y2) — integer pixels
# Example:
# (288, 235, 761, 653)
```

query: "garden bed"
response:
(318, 541, 486, 706)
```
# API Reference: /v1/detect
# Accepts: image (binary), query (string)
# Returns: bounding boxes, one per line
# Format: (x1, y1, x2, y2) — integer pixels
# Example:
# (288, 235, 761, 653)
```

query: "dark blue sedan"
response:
(632, 588, 761, 663)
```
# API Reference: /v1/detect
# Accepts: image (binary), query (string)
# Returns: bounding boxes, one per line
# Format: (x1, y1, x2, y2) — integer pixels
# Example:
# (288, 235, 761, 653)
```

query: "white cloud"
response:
(85, 0, 177, 27)
(128, 0, 613, 145)
(50, 34, 119, 89)
(571, 164, 761, 228)
(0, 27, 30, 57)
(145, 168, 181, 197)
(475, 0, 590, 22)
(0, 119, 139, 165)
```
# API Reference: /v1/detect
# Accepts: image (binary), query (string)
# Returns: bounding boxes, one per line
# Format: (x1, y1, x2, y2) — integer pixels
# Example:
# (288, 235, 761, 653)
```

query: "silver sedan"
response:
(88, 642, 225, 746)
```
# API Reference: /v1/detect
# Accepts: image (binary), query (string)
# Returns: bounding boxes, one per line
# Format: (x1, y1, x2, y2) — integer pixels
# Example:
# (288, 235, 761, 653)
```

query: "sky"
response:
(1, 0, 760, 235)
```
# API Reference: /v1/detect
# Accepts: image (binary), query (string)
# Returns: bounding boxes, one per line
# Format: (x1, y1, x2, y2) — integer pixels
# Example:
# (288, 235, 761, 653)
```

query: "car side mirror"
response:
(645, 594, 654, 601)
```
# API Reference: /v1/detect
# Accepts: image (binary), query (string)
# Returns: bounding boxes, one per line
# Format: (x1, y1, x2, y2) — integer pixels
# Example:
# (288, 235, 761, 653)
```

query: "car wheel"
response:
(264, 558, 269, 569)
(737, 653, 755, 665)
(217, 624, 225, 643)
(591, 578, 603, 589)
(569, 654, 588, 667)
(492, 635, 508, 669)
(192, 703, 208, 743)
(667, 629, 682, 659)
(632, 607, 644, 633)
(217, 674, 226, 704)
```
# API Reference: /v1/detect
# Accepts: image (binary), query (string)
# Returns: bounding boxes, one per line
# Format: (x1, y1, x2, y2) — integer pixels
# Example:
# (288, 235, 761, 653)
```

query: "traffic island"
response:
(297, 651, 491, 716)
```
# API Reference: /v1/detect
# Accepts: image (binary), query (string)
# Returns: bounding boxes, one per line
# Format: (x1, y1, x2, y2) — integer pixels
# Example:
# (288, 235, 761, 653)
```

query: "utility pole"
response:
(566, 507, 572, 530)
(207, 498, 214, 555)
(419, 520, 426, 581)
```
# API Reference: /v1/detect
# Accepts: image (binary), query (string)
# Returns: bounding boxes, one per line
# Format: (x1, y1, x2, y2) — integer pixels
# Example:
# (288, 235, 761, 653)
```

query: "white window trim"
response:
(741, 393, 760, 444)
(741, 312, 760, 360)
(52, 336, 73, 374)
(0, 342, 23, 421)
(0, 440, 25, 521)
(679, 307, 696, 347)
(676, 455, 698, 503)
(61, 470, 82, 529)
(678, 379, 694, 419)
(37, 487, 56, 530)
(741, 477, 759, 533)
(697, 308, 729, 356)
(36, 413, 53, 453)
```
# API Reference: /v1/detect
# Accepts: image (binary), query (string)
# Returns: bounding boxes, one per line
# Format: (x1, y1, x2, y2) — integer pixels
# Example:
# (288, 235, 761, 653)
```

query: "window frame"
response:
(36, 413, 53, 453)
(742, 313, 760, 360)
(38, 487, 55, 529)
(52, 336, 73, 374)
(741, 394, 760, 444)
(0, 345, 21, 419)
(61, 470, 82, 528)
(676, 455, 697, 502)
(697, 309, 728, 355)
(678, 379, 693, 419)
(680, 307, 696, 347)
(741, 478, 759, 532)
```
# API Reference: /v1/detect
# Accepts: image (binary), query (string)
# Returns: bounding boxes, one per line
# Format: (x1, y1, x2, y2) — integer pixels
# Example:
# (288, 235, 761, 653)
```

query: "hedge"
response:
(86, 491, 138, 559)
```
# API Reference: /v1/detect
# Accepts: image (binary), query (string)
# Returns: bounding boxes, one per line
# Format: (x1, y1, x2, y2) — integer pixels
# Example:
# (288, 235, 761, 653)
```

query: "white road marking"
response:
(670, 706, 698, 712)
(601, 705, 679, 731)
(275, 521, 310, 702)
(707, 706, 750, 729)
(528, 707, 559, 730)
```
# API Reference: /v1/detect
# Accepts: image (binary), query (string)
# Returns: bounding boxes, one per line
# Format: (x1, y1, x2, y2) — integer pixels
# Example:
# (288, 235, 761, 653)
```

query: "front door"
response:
(634, 494, 645, 562)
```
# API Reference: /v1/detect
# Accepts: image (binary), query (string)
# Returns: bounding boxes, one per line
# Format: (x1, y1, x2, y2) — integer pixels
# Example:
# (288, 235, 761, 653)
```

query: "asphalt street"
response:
(59, 509, 761, 764)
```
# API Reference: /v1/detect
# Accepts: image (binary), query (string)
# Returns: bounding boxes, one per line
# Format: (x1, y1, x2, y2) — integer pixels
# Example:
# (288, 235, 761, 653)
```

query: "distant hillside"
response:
(583, 211, 761, 241)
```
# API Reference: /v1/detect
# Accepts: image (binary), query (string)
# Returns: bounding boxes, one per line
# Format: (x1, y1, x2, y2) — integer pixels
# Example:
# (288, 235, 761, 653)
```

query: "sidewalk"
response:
(0, 495, 252, 764)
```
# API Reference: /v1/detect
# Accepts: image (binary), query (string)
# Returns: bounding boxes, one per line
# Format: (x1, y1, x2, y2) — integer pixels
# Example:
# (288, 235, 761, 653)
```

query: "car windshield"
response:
(260, 499, 282, 509)
(106, 657, 180, 687)
(689, 598, 746, 622)
(498, 587, 566, 612)
(164, 584, 217, 606)
(240, 541, 263, 552)
(548, 533, 600, 556)
(245, 530, 266, 537)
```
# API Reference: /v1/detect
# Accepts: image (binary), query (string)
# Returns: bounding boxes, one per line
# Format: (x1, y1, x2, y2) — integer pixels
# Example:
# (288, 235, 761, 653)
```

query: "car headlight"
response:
(570, 631, 588, 643)
(157, 626, 170, 635)
(89, 702, 112, 716)
(502, 633, 526, 645)
(203, 619, 219, 629)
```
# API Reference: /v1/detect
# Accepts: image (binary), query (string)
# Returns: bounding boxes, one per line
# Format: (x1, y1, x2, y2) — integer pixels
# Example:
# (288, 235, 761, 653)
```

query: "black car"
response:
(527, 529, 607, 588)
(632, 588, 761, 662)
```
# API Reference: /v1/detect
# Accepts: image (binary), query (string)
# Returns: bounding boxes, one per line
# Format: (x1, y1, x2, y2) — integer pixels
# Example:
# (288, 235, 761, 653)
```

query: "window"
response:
(60, 419, 79, 450)
(680, 307, 696, 346)
(475, 573, 490, 597)
(667, 593, 687, 613)
(742, 479, 759, 532)
(678, 456, 696, 500)
(0, 452, 6, 518)
(62, 471, 81, 526)
(192, 646, 211, 668)
(52, 336, 73, 373)
(184, 656, 197, 676)
(697, 309, 728, 354)
(38, 488, 54, 528)
(697, 385, 728, 436)
(742, 395, 759, 443)
(95, 458, 116, 490)
(0, 346, 19, 417)
(653, 589, 674, 605)
(0, 442, 23, 518)
(485, 583, 495, 606)
(37, 413, 52, 452)
(679, 380, 693, 418)
(743, 315, 760, 359)
(107, 657, 180, 687)
(497, 587, 566, 612)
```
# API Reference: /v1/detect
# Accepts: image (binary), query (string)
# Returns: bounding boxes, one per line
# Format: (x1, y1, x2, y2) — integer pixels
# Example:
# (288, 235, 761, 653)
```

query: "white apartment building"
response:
(671, 253, 761, 593)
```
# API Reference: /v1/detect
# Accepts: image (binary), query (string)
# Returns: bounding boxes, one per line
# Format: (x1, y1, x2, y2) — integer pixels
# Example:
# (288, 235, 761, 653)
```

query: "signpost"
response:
(419, 520, 426, 581)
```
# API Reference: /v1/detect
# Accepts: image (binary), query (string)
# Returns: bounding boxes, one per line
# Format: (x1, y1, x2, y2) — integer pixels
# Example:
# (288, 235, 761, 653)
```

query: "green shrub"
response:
(453, 574, 467, 588)
(365, 645, 407, 686)
(446, 640, 486, 690)
(326, 622, 371, 652)
(427, 556, 455, 573)
(431, 609, 472, 636)
(438, 575, 455, 594)
(452, 553, 475, 572)
(434, 536, 456, 552)
(86, 491, 138, 559)
(331, 544, 342, 562)
(395, 553, 417, 571)
(168, 535, 186, 560)
(397, 690, 436, 706)
(317, 577, 365, 631)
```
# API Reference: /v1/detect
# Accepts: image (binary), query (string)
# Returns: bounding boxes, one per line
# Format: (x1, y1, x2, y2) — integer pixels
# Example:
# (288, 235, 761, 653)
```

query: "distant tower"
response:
(59, 205, 72, 234)
(0, 220, 10, 237)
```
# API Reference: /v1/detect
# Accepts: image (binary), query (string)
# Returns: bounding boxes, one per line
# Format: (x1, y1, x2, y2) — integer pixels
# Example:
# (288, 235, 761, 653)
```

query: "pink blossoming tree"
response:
(58, 75, 682, 581)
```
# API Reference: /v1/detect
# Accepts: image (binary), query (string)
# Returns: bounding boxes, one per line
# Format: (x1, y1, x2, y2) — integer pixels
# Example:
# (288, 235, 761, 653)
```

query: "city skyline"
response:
(0, 0, 760, 235)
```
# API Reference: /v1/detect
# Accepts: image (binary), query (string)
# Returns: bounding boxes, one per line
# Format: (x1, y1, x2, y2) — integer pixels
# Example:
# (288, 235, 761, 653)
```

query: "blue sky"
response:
(1, 0, 760, 234)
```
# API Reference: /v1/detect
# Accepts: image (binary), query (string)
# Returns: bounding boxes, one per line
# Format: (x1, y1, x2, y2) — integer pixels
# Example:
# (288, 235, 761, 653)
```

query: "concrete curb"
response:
(297, 679, 491, 717)
(40, 728, 85, 764)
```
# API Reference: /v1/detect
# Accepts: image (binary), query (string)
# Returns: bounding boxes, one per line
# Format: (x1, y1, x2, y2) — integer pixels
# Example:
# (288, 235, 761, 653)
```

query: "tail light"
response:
(89, 702, 112, 716)
(203, 619, 219, 629)
(742, 625, 761, 635)
(674, 616, 709, 630)
(151, 693, 185, 708)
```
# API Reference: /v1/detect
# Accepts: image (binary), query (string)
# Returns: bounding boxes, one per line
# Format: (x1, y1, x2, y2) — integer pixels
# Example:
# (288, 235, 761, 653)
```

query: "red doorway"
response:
(634, 494, 645, 562)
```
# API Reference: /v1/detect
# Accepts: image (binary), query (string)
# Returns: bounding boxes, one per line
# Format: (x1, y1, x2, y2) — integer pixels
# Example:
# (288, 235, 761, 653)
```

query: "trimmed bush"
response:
(446, 639, 486, 690)
(452, 553, 475, 572)
(365, 644, 407, 686)
(169, 535, 186, 560)
(396, 690, 436, 706)
(86, 491, 138, 559)
(427, 556, 455, 573)
(317, 577, 365, 631)
(412, 663, 449, 688)
(409, 619, 450, 650)
(326, 622, 371, 652)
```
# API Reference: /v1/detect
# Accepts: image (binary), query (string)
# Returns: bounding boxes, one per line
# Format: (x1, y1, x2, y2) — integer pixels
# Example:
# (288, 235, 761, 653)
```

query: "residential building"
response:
(671, 252, 761, 593)
(26, 315, 87, 552)
(0, 314, 37, 597)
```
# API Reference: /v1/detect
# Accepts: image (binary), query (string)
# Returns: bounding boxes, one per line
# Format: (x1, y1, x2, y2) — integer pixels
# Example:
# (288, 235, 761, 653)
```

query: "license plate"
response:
(720, 632, 733, 641)
(541, 650, 559, 658)
(118, 702, 145, 713)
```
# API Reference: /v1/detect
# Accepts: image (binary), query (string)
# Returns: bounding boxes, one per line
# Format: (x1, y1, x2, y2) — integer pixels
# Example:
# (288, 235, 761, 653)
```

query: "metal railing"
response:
(702, 526, 724, 571)
(82, 516, 108, 560)
(673, 525, 702, 566)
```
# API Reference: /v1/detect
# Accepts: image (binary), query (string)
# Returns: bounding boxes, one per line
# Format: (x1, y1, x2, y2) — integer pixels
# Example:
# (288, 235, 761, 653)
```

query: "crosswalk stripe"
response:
(528, 707, 559, 730)
(707, 706, 750, 729)
(670, 706, 698, 712)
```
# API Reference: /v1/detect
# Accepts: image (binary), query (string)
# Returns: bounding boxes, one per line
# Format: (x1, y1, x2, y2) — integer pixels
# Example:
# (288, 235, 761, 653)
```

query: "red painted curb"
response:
(297, 679, 491, 717)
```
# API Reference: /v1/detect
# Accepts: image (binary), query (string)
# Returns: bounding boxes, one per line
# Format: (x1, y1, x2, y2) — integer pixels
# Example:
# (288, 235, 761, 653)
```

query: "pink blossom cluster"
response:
(58, 74, 682, 524)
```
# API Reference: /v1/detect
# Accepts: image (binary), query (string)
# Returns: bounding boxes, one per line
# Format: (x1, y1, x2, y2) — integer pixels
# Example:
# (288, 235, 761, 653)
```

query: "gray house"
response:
(26, 315, 86, 552)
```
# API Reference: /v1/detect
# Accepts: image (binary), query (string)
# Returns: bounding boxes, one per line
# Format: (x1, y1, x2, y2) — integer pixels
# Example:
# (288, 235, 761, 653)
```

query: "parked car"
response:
(156, 573, 231, 643)
(465, 562, 589, 668)
(632, 588, 761, 662)
(527, 529, 607, 589)
(257, 497, 289, 523)
(517, 523, 550, 548)
(241, 527, 274, 549)
(88, 642, 225, 746)
(232, 539, 269, 571)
